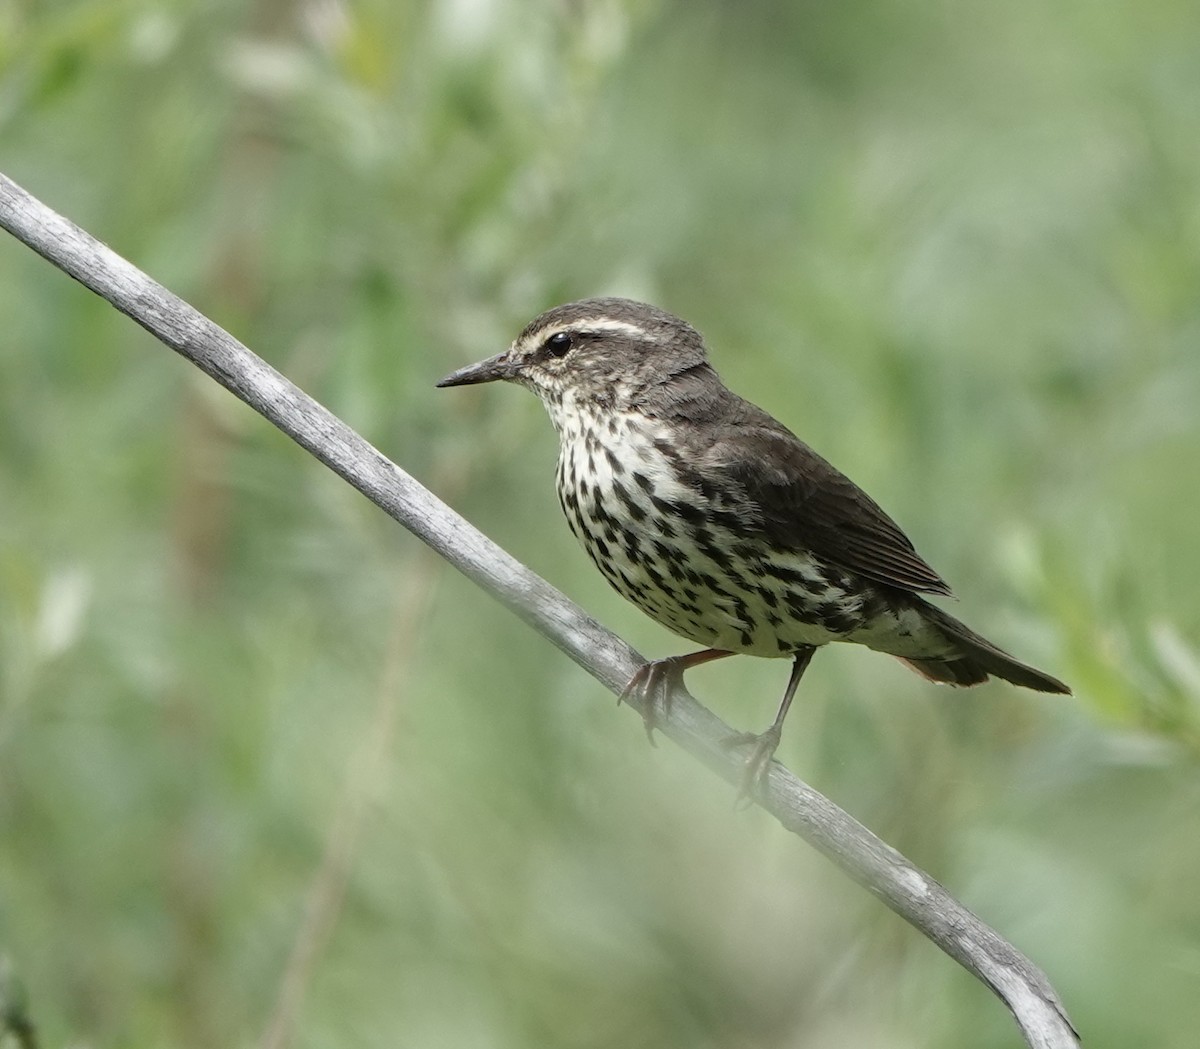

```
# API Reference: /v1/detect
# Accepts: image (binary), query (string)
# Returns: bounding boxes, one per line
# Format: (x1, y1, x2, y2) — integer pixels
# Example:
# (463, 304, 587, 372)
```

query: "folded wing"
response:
(700, 409, 954, 597)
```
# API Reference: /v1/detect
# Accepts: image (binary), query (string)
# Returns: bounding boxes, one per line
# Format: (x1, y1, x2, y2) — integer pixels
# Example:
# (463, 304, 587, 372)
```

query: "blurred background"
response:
(2, 1, 1199, 1046)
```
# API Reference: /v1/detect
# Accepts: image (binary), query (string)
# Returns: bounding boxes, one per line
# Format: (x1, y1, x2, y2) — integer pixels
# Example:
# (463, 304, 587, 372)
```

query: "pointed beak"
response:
(436, 351, 515, 389)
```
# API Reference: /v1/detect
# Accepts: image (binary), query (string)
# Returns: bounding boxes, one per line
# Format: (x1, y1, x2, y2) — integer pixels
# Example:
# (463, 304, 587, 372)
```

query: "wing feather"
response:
(697, 405, 953, 597)
(642, 366, 953, 597)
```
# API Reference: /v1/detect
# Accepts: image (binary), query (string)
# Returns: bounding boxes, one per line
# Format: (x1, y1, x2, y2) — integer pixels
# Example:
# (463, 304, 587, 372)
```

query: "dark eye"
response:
(545, 332, 573, 358)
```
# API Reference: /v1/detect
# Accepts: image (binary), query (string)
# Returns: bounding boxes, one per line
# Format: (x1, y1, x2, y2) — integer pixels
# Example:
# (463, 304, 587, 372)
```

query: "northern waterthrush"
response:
(438, 298, 1069, 789)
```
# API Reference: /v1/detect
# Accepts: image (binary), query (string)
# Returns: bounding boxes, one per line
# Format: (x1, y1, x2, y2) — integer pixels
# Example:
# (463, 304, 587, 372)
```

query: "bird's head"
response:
(436, 298, 710, 422)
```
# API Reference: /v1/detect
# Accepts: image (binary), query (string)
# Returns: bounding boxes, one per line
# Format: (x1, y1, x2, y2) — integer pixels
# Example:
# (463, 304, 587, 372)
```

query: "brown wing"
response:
(700, 411, 954, 597)
(641, 363, 954, 597)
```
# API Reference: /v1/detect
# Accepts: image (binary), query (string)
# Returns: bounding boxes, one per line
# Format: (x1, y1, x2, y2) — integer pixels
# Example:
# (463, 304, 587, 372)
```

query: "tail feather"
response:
(904, 600, 1071, 695)
(901, 656, 990, 687)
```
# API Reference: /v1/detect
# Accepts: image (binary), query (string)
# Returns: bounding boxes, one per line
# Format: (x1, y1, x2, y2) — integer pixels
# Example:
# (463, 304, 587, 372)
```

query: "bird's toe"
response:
(723, 725, 783, 805)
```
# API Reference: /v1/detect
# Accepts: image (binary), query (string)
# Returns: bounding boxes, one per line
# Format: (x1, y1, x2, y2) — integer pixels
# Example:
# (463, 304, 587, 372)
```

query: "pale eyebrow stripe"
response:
(543, 318, 651, 340)
(575, 319, 650, 337)
(516, 316, 655, 354)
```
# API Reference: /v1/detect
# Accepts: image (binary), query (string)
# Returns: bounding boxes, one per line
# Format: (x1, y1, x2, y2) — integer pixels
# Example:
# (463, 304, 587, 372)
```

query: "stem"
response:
(0, 171, 1079, 1049)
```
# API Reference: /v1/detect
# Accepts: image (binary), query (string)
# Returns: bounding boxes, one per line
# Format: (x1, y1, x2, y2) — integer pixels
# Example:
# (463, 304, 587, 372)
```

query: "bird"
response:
(437, 297, 1070, 792)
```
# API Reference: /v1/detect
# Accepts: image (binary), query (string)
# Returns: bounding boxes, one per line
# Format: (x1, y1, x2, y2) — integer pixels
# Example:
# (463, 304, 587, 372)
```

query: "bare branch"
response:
(0, 171, 1079, 1049)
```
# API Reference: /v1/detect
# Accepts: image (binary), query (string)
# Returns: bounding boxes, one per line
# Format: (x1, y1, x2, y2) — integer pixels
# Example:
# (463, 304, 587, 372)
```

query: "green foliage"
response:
(2, 1, 1199, 1046)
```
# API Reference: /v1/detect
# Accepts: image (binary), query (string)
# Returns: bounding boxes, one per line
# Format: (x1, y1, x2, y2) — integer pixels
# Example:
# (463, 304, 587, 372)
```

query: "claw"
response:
(619, 661, 675, 745)
(618, 649, 734, 746)
(721, 647, 814, 805)
(722, 725, 783, 805)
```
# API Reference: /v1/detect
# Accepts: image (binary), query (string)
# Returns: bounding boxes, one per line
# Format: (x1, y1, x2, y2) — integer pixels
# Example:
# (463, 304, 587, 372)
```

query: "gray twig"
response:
(0, 171, 1079, 1049)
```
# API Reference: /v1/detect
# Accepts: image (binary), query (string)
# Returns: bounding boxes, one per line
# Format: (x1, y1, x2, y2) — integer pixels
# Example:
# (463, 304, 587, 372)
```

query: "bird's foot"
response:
(620, 650, 733, 746)
(619, 659, 682, 746)
(722, 724, 784, 805)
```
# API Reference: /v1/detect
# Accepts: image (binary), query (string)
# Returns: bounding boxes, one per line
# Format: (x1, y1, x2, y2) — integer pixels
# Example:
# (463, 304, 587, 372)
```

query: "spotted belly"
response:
(550, 418, 910, 658)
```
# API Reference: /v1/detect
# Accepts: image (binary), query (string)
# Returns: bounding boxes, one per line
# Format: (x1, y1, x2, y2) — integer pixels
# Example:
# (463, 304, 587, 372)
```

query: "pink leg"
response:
(620, 649, 734, 743)
(725, 646, 816, 802)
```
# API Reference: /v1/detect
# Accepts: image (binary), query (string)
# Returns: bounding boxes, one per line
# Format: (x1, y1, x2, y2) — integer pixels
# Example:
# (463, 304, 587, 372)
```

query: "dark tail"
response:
(902, 599, 1071, 695)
